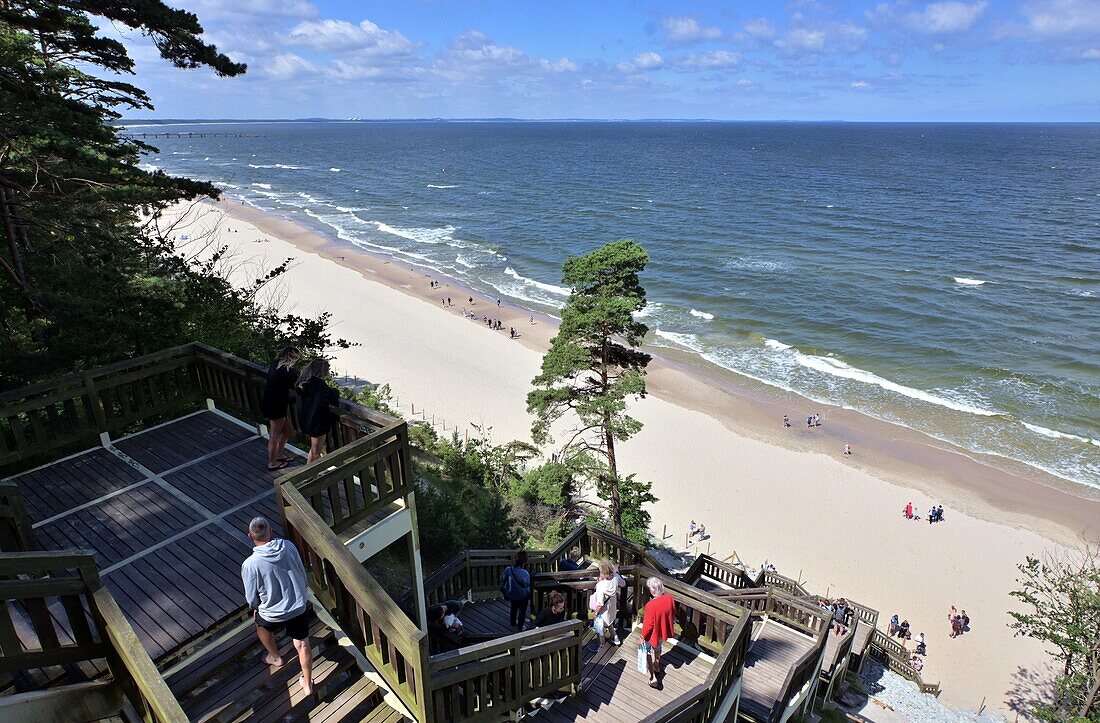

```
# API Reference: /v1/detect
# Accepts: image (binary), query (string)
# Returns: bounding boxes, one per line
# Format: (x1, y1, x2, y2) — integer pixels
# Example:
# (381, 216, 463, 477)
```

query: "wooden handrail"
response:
(640, 685, 707, 722)
(0, 552, 186, 721)
(0, 482, 36, 553)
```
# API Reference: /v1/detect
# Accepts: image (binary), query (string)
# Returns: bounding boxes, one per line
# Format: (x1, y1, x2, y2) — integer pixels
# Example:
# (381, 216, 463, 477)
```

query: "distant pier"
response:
(125, 132, 263, 138)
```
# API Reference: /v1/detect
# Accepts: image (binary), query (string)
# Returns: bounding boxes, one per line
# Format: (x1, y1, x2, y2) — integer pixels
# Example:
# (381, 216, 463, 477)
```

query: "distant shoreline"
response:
(214, 195, 1100, 547)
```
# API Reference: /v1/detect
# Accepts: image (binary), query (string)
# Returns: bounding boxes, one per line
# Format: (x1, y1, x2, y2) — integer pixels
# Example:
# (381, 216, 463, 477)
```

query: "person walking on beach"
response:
(468, 296, 474, 305)
(844, 442, 852, 456)
(296, 359, 339, 464)
(904, 501, 913, 519)
(641, 576, 676, 689)
(260, 347, 301, 471)
(807, 415, 814, 428)
(447, 297, 452, 306)
(242, 517, 314, 695)
(500, 550, 532, 632)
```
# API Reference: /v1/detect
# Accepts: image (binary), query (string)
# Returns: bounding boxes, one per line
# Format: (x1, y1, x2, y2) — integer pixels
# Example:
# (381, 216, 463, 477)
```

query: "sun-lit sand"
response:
(156, 197, 1100, 716)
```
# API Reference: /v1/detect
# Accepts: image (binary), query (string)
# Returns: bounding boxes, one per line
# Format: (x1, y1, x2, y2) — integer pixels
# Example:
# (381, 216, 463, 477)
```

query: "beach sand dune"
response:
(163, 198, 1093, 716)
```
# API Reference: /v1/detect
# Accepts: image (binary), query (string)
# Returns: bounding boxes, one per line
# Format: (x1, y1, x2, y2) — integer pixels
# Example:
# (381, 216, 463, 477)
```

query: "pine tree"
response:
(527, 240, 655, 539)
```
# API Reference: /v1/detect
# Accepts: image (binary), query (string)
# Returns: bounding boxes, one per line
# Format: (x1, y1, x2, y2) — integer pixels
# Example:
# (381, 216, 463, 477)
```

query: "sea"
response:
(133, 120, 1100, 490)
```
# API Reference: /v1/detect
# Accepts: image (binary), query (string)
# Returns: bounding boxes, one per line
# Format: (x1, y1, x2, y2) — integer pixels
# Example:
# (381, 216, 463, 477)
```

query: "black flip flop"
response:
(267, 460, 290, 471)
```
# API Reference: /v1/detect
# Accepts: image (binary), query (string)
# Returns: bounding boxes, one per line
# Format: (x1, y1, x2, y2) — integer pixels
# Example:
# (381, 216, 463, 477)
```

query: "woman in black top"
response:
(260, 347, 300, 470)
(296, 358, 339, 463)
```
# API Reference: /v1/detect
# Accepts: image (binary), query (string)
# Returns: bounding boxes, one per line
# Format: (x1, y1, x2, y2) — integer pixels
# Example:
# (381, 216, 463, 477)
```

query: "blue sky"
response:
(116, 0, 1100, 121)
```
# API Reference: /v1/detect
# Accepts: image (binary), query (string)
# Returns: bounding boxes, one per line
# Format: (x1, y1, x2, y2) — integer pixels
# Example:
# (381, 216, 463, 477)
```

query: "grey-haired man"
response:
(241, 516, 313, 695)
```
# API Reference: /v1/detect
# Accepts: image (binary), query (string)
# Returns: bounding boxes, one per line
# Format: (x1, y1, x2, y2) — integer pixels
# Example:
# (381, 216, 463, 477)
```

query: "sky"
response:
(113, 0, 1100, 121)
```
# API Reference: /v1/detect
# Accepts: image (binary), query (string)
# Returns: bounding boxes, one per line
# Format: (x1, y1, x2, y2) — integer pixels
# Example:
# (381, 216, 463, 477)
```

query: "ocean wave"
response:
(653, 328, 704, 352)
(726, 256, 790, 273)
(764, 338, 792, 350)
(633, 302, 663, 319)
(1021, 422, 1100, 447)
(329, 167, 342, 172)
(689, 309, 715, 320)
(247, 163, 305, 169)
(252, 183, 272, 190)
(954, 277, 986, 286)
(504, 267, 571, 296)
(455, 255, 477, 268)
(427, 184, 457, 189)
(791, 350, 999, 416)
(373, 221, 461, 247)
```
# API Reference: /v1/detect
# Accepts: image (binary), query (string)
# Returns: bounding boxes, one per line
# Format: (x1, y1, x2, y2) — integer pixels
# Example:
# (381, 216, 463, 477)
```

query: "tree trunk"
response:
(1081, 672, 1100, 718)
(0, 184, 43, 321)
(600, 331, 622, 536)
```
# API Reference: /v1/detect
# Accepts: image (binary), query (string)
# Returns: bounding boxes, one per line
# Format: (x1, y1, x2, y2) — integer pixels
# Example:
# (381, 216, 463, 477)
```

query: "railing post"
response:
(82, 372, 109, 438)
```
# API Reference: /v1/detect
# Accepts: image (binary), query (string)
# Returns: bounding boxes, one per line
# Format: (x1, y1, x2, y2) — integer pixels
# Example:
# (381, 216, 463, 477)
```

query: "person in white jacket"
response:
(242, 517, 313, 695)
(592, 560, 626, 645)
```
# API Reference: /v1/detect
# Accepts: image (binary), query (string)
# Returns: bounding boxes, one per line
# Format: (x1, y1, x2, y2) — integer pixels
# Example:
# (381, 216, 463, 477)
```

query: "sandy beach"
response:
(161, 196, 1100, 716)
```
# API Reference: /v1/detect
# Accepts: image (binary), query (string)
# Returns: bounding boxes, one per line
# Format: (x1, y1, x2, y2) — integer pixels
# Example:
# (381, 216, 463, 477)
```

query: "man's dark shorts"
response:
(256, 608, 310, 640)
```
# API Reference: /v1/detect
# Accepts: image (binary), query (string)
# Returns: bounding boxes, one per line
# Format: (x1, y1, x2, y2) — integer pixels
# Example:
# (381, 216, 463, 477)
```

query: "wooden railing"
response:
(1, 343, 399, 473)
(0, 482, 35, 554)
(279, 483, 431, 721)
(760, 570, 810, 597)
(772, 636, 825, 721)
(869, 629, 941, 696)
(640, 686, 707, 723)
(0, 552, 186, 722)
(427, 620, 583, 721)
(711, 587, 830, 640)
(683, 554, 761, 590)
(276, 419, 412, 536)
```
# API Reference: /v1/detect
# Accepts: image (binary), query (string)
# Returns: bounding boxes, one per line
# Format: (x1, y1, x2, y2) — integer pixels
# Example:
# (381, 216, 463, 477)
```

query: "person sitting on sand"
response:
(697, 522, 706, 539)
(783, 415, 790, 428)
(909, 654, 924, 672)
(898, 619, 911, 640)
(807, 415, 814, 428)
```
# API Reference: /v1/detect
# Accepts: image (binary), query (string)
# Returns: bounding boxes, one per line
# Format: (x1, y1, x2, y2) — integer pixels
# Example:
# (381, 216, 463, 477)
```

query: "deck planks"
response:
(6, 413, 302, 665)
(739, 620, 817, 721)
(539, 628, 713, 722)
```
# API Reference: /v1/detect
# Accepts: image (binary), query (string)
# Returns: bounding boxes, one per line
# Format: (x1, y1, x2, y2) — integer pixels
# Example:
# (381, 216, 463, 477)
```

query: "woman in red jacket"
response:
(640, 576, 676, 688)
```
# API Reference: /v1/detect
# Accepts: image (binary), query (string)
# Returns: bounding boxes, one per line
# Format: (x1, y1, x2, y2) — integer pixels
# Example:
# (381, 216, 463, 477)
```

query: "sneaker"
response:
(612, 634, 621, 645)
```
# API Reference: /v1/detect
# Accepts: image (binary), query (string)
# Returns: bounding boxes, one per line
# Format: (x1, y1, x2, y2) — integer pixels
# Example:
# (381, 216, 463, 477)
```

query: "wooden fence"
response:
(682, 554, 762, 590)
(869, 629, 941, 696)
(0, 482, 35, 554)
(0, 342, 399, 473)
(0, 552, 186, 722)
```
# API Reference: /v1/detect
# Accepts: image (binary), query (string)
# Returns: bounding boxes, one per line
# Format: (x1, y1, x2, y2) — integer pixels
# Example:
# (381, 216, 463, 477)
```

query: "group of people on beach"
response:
(686, 520, 708, 546)
(887, 604, 970, 673)
(902, 501, 946, 524)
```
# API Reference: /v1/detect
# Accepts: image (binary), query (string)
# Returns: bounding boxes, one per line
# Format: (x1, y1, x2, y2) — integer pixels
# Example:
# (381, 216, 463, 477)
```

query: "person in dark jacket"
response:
(261, 347, 301, 470)
(296, 359, 339, 463)
(533, 591, 566, 628)
(500, 550, 532, 632)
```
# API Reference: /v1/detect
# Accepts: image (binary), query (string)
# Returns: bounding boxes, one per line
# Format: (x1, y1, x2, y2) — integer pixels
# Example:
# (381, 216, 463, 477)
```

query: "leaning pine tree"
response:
(527, 240, 656, 543)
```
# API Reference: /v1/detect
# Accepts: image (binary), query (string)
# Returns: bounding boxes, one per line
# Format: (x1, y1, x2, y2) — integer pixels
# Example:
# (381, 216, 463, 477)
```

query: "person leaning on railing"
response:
(261, 347, 301, 471)
(296, 358, 339, 464)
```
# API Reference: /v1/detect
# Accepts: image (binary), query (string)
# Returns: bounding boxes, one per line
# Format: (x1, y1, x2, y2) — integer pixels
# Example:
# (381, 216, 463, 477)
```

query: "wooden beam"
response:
(0, 680, 124, 723)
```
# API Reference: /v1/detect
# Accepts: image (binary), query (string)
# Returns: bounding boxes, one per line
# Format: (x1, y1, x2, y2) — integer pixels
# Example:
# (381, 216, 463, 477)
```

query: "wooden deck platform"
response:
(534, 629, 714, 722)
(3, 410, 301, 663)
(822, 628, 853, 672)
(739, 620, 817, 721)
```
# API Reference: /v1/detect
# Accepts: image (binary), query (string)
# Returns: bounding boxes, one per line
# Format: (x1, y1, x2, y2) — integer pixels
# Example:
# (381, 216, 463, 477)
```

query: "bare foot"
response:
(300, 675, 315, 696)
(263, 654, 284, 667)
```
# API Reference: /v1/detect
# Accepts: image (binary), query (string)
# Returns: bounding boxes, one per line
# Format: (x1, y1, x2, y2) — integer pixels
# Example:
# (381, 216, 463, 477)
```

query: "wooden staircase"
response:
(166, 618, 406, 722)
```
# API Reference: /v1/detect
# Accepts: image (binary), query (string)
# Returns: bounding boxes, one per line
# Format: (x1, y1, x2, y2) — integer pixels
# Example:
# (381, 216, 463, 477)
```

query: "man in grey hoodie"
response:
(242, 517, 313, 695)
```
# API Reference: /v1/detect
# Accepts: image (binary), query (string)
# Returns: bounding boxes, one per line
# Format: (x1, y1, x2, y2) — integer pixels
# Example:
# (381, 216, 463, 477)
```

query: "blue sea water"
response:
(136, 121, 1100, 489)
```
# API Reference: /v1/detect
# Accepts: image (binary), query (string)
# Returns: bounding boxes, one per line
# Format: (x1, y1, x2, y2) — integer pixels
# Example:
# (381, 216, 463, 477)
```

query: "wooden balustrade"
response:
(869, 629, 941, 696)
(427, 620, 583, 721)
(0, 552, 186, 722)
(683, 555, 761, 590)
(1, 343, 404, 474)
(772, 638, 825, 721)
(760, 570, 809, 597)
(711, 587, 830, 641)
(279, 484, 431, 721)
(640, 686, 707, 723)
(0, 482, 35, 554)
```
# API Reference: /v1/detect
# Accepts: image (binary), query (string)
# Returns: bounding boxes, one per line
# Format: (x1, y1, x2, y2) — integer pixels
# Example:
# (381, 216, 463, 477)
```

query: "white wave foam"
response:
(252, 183, 272, 190)
(247, 163, 304, 170)
(504, 267, 571, 296)
(633, 302, 663, 319)
(689, 309, 715, 320)
(764, 338, 791, 350)
(954, 277, 986, 286)
(373, 221, 460, 247)
(427, 184, 457, 188)
(140, 162, 158, 172)
(1021, 422, 1100, 447)
(455, 255, 477, 269)
(727, 256, 790, 273)
(654, 329, 704, 352)
(329, 167, 342, 172)
(792, 351, 999, 416)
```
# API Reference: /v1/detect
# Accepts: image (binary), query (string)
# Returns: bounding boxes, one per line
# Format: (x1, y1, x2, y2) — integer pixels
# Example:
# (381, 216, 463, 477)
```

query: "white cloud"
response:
(676, 50, 742, 70)
(185, 0, 318, 23)
(851, 80, 873, 89)
(743, 18, 777, 40)
(661, 16, 723, 44)
(264, 53, 318, 80)
(774, 23, 866, 56)
(618, 52, 665, 73)
(906, 2, 988, 33)
(1019, 0, 1100, 38)
(287, 18, 414, 55)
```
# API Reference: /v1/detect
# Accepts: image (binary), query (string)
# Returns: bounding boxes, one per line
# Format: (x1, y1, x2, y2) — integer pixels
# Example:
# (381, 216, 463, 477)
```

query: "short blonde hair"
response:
(597, 560, 612, 579)
(646, 576, 665, 596)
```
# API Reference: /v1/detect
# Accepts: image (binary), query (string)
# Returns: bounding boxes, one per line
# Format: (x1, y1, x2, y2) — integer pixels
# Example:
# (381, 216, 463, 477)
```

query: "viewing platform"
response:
(0, 343, 938, 722)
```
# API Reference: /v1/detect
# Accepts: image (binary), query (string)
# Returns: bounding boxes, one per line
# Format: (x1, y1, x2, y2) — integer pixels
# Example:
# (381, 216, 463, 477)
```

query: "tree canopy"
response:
(527, 239, 655, 541)
(1, 1, 341, 389)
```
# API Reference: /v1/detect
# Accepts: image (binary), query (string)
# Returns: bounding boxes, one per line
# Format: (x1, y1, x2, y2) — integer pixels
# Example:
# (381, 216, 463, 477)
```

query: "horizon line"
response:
(117, 117, 1100, 125)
